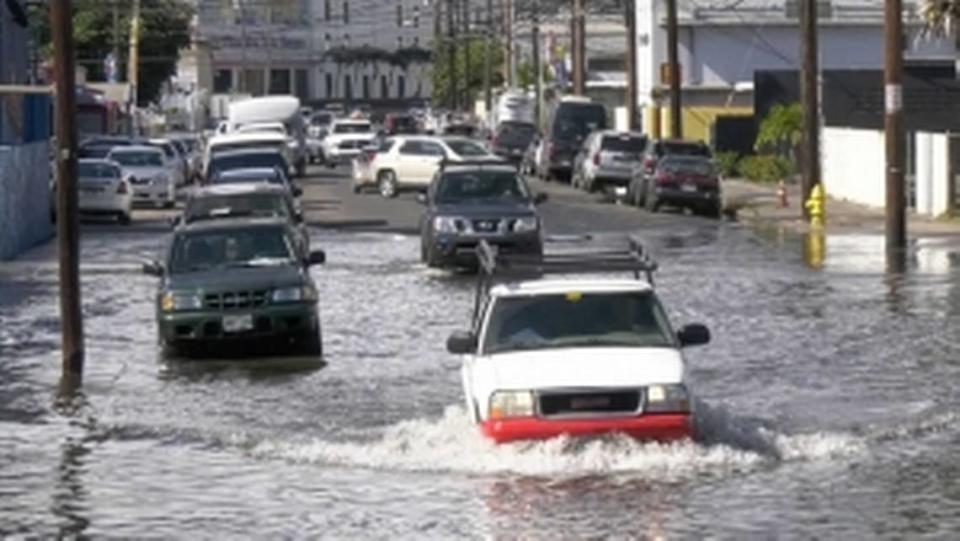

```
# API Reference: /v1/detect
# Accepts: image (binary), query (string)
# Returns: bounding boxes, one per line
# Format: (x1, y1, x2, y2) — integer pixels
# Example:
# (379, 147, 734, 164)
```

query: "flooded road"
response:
(2, 200, 960, 537)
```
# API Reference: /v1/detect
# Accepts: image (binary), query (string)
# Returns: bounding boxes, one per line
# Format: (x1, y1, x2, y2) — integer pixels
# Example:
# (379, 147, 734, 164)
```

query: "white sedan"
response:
(352, 136, 504, 198)
(108, 146, 177, 208)
(75, 159, 133, 224)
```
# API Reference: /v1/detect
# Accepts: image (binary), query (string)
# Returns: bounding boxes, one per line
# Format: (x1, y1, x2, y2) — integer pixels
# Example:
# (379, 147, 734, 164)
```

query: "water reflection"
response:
(803, 231, 826, 270)
(51, 391, 95, 538)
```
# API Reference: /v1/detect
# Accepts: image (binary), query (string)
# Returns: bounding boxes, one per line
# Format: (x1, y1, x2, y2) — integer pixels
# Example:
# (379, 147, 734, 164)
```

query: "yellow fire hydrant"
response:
(804, 184, 825, 229)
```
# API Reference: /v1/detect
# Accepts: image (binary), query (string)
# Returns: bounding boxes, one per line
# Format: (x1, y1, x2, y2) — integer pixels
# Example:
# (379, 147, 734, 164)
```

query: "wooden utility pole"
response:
(625, 0, 638, 130)
(504, 0, 514, 87)
(463, 0, 472, 110)
(533, 0, 542, 126)
(128, 0, 141, 132)
(572, 0, 586, 95)
(885, 0, 906, 253)
(447, 0, 458, 110)
(111, 1, 120, 75)
(666, 0, 681, 138)
(800, 0, 821, 218)
(51, 0, 85, 388)
(484, 0, 494, 121)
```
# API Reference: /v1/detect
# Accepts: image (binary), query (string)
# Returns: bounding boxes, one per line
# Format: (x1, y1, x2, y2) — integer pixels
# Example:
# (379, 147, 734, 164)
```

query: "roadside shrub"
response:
(714, 151, 741, 177)
(737, 154, 792, 184)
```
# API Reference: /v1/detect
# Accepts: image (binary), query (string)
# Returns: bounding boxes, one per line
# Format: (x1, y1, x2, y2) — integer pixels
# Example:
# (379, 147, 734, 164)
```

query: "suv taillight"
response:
(644, 158, 657, 174)
(655, 171, 672, 185)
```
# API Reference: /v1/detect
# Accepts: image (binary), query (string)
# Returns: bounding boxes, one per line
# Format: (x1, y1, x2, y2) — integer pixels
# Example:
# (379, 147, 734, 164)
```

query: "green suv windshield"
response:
(185, 194, 293, 222)
(436, 171, 530, 204)
(483, 291, 675, 354)
(170, 226, 296, 274)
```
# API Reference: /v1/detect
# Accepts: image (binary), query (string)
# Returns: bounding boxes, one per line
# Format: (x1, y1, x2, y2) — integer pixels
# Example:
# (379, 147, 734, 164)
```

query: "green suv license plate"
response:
(222, 314, 254, 333)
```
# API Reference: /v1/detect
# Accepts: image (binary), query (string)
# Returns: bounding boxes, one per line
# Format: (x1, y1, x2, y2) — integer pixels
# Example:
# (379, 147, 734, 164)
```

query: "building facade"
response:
(191, 0, 437, 105)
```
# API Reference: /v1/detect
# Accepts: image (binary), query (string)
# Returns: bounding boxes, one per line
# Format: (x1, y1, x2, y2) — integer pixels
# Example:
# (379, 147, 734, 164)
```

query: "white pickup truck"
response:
(446, 240, 711, 444)
(320, 119, 378, 167)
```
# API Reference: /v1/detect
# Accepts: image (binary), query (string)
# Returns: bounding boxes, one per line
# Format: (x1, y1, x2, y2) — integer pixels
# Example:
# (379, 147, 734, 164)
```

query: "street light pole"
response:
(666, 0, 682, 138)
(800, 0, 821, 218)
(51, 0, 85, 389)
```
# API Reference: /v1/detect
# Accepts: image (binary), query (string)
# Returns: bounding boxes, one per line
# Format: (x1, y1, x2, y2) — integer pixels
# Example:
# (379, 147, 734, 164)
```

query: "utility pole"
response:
(572, 0, 586, 95)
(625, 0, 638, 130)
(504, 0, 514, 87)
(112, 1, 120, 75)
(533, 0, 542, 126)
(885, 0, 906, 254)
(666, 0, 682, 138)
(462, 0, 472, 112)
(800, 0, 820, 218)
(51, 0, 85, 389)
(447, 0, 458, 110)
(128, 0, 141, 133)
(484, 0, 494, 123)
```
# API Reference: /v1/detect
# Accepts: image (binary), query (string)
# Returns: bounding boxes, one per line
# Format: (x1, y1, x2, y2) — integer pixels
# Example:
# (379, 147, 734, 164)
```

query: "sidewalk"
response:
(722, 178, 960, 236)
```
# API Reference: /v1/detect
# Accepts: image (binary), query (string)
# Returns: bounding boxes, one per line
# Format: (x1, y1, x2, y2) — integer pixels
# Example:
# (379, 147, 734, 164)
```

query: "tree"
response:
(755, 103, 803, 159)
(919, 0, 960, 36)
(27, 0, 194, 105)
(432, 38, 503, 108)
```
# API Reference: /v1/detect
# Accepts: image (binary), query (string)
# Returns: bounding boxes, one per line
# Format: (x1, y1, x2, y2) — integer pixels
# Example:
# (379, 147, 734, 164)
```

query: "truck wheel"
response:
(118, 212, 132, 225)
(300, 325, 323, 357)
(378, 170, 398, 199)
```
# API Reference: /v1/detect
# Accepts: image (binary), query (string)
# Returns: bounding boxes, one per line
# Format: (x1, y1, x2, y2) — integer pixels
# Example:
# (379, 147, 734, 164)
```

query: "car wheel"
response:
(423, 243, 441, 268)
(163, 200, 176, 209)
(118, 212, 131, 225)
(378, 170, 398, 199)
(300, 325, 323, 357)
(705, 202, 723, 219)
(352, 184, 363, 194)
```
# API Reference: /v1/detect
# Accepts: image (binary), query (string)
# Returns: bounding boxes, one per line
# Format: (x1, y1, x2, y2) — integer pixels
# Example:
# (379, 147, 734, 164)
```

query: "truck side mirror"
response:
(446, 331, 477, 354)
(677, 324, 711, 348)
(142, 259, 163, 277)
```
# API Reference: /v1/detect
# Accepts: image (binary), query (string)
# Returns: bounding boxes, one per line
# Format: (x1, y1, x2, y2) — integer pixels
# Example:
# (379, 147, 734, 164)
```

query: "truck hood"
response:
(165, 265, 308, 294)
(120, 166, 167, 179)
(434, 202, 537, 219)
(482, 347, 684, 390)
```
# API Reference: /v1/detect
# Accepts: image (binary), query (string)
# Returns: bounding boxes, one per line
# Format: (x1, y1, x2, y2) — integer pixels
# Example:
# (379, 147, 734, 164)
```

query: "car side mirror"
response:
(293, 186, 303, 197)
(534, 193, 548, 205)
(141, 259, 163, 277)
(307, 250, 326, 266)
(677, 324, 711, 348)
(446, 331, 477, 355)
(416, 193, 428, 205)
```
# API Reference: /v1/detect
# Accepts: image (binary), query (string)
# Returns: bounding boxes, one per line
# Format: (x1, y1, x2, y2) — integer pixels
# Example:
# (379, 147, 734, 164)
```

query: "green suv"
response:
(143, 217, 326, 357)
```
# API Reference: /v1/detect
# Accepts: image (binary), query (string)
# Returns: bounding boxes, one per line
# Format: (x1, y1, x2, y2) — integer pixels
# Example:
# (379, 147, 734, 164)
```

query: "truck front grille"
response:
(539, 390, 641, 417)
(204, 290, 269, 310)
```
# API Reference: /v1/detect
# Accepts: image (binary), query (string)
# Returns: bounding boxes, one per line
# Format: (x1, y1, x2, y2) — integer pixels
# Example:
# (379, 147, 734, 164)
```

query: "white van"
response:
(228, 96, 307, 176)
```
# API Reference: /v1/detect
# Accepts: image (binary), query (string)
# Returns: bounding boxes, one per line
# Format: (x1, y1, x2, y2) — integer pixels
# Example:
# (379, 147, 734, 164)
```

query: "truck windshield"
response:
(170, 227, 296, 274)
(483, 291, 675, 354)
(436, 171, 529, 203)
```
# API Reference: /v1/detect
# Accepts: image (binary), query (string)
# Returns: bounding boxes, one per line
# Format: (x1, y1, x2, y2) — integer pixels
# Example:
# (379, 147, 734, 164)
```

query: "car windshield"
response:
(496, 123, 537, 145)
(602, 135, 646, 153)
(660, 158, 715, 176)
(185, 194, 291, 222)
(212, 142, 285, 156)
(78, 163, 120, 178)
(446, 140, 489, 157)
(436, 171, 529, 203)
(112, 152, 163, 167)
(483, 291, 675, 354)
(333, 123, 372, 134)
(210, 155, 288, 177)
(148, 143, 176, 158)
(552, 104, 607, 140)
(79, 146, 113, 159)
(170, 227, 296, 273)
(662, 142, 710, 157)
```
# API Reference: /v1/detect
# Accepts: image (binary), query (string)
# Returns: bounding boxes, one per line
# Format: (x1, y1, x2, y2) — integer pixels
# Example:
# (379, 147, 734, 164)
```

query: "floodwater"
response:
(2, 220, 960, 538)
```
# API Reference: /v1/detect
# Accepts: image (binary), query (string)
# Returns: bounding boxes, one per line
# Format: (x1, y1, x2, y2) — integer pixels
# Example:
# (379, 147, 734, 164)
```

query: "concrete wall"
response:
(822, 127, 886, 208)
(0, 143, 52, 260)
(915, 131, 951, 217)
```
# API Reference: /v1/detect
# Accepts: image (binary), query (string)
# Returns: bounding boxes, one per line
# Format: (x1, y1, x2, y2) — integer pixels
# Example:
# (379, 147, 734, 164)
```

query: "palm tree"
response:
(919, 0, 960, 36)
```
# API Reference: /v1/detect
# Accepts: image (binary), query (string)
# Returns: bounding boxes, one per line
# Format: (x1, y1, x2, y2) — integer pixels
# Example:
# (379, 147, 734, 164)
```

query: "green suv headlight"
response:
(433, 216, 460, 234)
(513, 216, 539, 233)
(161, 292, 203, 312)
(272, 285, 317, 303)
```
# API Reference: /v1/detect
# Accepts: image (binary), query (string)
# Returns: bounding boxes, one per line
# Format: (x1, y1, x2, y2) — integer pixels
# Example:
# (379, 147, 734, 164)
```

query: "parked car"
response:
(207, 166, 300, 197)
(205, 149, 291, 184)
(352, 136, 503, 198)
(446, 238, 711, 444)
(631, 155, 722, 217)
(203, 132, 294, 179)
(227, 96, 308, 177)
(571, 131, 648, 193)
(178, 184, 307, 252)
(630, 139, 713, 203)
(307, 112, 334, 138)
(490, 121, 538, 167)
(320, 119, 378, 167)
(107, 146, 176, 208)
(78, 136, 136, 159)
(167, 133, 204, 183)
(536, 96, 608, 182)
(142, 217, 326, 357)
(384, 113, 419, 135)
(70, 159, 133, 224)
(442, 123, 480, 138)
(418, 163, 547, 268)
(145, 139, 187, 188)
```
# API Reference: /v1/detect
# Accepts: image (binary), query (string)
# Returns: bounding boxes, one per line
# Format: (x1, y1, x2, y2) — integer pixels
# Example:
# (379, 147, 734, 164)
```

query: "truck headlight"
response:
(272, 285, 317, 303)
(488, 390, 535, 420)
(161, 292, 203, 312)
(645, 384, 691, 413)
(433, 216, 461, 234)
(512, 216, 539, 233)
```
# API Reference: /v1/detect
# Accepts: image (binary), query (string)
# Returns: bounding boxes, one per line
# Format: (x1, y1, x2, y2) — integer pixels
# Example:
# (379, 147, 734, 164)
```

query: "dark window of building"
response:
(363, 76, 370, 99)
(380, 75, 389, 98)
(295, 69, 309, 100)
(397, 5, 403, 27)
(397, 75, 406, 98)
(270, 69, 291, 94)
(214, 69, 233, 93)
(343, 1, 349, 24)
(344, 76, 353, 100)
(324, 0, 331, 21)
(325, 73, 334, 97)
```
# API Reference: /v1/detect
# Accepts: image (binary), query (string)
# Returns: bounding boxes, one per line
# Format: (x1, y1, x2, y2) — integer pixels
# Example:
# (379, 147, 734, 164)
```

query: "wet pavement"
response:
(2, 167, 960, 537)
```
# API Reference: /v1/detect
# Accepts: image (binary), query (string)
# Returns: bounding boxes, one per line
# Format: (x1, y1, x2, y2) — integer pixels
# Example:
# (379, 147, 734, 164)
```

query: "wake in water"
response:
(247, 402, 866, 480)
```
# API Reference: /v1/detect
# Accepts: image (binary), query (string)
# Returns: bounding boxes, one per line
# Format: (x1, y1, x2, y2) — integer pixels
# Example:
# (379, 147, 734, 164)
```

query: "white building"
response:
(189, 0, 437, 104)
(633, 0, 955, 140)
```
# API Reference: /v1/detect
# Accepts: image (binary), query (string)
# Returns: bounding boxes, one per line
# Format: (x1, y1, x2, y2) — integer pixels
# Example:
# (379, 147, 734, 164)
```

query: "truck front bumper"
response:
(480, 414, 693, 444)
(432, 233, 542, 267)
(159, 304, 318, 346)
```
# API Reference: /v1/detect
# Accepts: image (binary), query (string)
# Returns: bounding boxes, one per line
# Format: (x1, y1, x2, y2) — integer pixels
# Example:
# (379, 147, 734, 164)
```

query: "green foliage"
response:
(432, 39, 504, 107)
(27, 0, 194, 105)
(714, 151, 741, 177)
(738, 154, 792, 184)
(755, 103, 803, 156)
(516, 60, 554, 90)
